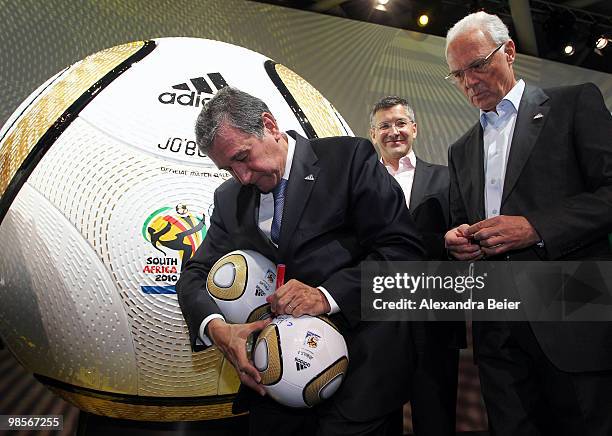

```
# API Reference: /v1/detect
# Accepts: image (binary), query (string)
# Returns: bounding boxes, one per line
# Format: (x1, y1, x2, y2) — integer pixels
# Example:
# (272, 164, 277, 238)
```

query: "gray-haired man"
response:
(177, 86, 425, 435)
(444, 11, 612, 435)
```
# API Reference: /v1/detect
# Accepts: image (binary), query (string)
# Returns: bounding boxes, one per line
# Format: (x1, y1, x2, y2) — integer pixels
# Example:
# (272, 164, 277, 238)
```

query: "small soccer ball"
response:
(253, 315, 349, 408)
(175, 203, 189, 216)
(207, 250, 276, 323)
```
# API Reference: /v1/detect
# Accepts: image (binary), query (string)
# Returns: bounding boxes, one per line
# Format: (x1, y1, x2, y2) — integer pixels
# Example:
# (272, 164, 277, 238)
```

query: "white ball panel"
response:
(253, 338, 269, 372)
(78, 38, 307, 166)
(278, 316, 346, 388)
(266, 379, 307, 408)
(26, 117, 230, 396)
(213, 263, 236, 289)
(0, 183, 139, 393)
(319, 374, 344, 400)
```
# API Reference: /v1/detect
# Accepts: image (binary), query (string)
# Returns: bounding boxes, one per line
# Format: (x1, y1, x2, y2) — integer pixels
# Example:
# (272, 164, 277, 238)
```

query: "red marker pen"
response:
(276, 264, 286, 290)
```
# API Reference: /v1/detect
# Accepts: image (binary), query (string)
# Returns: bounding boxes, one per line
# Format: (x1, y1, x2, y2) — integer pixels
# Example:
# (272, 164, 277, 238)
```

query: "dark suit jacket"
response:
(411, 158, 450, 261)
(177, 132, 425, 420)
(448, 83, 612, 372)
(409, 159, 466, 350)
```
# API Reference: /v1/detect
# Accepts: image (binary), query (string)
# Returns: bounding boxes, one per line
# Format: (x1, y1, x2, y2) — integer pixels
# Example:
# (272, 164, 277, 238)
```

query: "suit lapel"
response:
(410, 158, 428, 211)
(277, 132, 320, 260)
(502, 85, 550, 205)
(457, 124, 486, 222)
(236, 185, 277, 260)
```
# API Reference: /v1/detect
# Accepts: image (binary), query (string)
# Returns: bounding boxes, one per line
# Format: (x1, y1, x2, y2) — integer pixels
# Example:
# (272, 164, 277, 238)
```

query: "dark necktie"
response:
(271, 178, 288, 244)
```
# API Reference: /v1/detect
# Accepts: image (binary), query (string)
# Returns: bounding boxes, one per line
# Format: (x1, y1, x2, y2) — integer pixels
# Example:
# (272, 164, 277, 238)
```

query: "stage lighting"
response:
(417, 14, 429, 27)
(563, 43, 575, 56)
(595, 37, 609, 50)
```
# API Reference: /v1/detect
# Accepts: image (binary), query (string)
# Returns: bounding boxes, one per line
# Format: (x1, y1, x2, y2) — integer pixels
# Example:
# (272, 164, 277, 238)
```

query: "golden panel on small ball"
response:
(257, 324, 283, 385)
(206, 253, 248, 300)
(303, 356, 349, 407)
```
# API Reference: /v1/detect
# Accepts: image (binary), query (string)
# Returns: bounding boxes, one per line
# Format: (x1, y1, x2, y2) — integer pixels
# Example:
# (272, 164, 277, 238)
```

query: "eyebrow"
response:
(450, 43, 504, 75)
(449, 56, 485, 75)
(230, 149, 248, 161)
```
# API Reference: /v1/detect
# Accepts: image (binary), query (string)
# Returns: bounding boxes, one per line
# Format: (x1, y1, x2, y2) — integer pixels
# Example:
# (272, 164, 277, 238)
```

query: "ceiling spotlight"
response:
(417, 14, 429, 27)
(563, 43, 575, 56)
(595, 37, 609, 50)
(377, 0, 390, 5)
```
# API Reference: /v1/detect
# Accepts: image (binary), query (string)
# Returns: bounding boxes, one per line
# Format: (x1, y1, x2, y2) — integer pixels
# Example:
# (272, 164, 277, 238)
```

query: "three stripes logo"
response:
(295, 358, 310, 371)
(254, 285, 266, 297)
(158, 73, 228, 108)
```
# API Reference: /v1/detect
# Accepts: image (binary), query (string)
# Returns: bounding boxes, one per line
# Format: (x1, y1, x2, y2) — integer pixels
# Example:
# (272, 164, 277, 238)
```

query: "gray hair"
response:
(369, 96, 416, 128)
(445, 11, 511, 59)
(194, 87, 271, 152)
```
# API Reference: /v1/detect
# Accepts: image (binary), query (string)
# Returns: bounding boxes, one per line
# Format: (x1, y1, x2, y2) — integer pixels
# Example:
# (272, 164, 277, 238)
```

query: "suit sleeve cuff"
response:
(198, 314, 225, 347)
(317, 286, 340, 315)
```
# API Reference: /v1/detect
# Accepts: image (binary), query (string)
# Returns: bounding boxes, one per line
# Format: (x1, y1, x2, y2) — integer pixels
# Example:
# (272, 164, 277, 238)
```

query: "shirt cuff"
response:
(198, 313, 225, 347)
(317, 286, 340, 315)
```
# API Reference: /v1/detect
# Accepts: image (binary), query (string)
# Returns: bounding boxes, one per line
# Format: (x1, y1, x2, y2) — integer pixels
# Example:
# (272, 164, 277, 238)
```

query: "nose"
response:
(463, 69, 479, 88)
(388, 124, 401, 136)
(232, 165, 252, 185)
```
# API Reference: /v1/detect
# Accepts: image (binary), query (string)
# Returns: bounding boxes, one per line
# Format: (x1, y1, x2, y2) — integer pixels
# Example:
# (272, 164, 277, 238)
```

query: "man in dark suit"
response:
(444, 11, 612, 436)
(177, 86, 425, 435)
(369, 96, 465, 436)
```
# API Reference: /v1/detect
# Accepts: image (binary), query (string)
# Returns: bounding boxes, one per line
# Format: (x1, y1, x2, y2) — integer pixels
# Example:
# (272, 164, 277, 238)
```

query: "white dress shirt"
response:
(383, 149, 416, 208)
(480, 79, 525, 219)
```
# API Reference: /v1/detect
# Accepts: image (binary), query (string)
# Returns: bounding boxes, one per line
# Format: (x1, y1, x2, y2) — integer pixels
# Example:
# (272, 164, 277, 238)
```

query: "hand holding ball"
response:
(253, 314, 348, 408)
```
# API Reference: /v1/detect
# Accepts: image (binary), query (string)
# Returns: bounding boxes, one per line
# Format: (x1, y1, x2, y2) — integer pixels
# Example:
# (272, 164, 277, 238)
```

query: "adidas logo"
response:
(254, 285, 265, 297)
(295, 358, 310, 371)
(158, 73, 228, 107)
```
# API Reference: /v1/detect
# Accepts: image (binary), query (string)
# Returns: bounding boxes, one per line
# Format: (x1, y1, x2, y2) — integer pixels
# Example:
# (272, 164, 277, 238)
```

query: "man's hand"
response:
(465, 215, 540, 256)
(266, 279, 331, 317)
(445, 224, 483, 260)
(207, 318, 271, 395)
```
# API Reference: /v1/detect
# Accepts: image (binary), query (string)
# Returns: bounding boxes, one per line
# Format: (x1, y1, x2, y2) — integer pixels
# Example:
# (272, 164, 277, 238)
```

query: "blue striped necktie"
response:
(271, 178, 288, 244)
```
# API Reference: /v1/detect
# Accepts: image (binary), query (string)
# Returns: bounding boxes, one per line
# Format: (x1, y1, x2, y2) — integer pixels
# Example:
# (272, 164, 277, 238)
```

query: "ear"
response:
(262, 112, 280, 138)
(411, 122, 418, 140)
(369, 127, 376, 143)
(504, 39, 516, 65)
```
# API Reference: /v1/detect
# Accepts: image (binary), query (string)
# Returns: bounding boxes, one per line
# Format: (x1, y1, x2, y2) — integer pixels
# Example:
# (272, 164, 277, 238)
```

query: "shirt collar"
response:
(479, 79, 525, 129)
(382, 149, 416, 175)
(282, 133, 295, 180)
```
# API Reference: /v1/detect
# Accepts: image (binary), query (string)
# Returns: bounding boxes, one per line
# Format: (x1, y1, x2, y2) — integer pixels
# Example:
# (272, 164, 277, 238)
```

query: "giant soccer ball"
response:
(207, 250, 276, 324)
(253, 315, 349, 408)
(0, 38, 353, 421)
